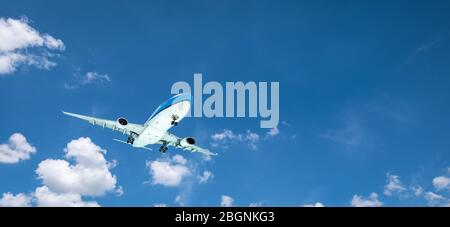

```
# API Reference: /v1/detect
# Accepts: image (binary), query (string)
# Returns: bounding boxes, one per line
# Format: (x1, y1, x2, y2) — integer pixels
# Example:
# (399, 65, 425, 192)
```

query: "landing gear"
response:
(171, 114, 179, 126)
(126, 132, 138, 145)
(127, 137, 135, 144)
(159, 145, 168, 153)
(159, 141, 168, 153)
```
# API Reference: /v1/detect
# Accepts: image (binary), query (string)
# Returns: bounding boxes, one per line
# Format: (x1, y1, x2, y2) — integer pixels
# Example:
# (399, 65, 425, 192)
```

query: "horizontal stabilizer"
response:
(113, 139, 152, 151)
(113, 138, 128, 144)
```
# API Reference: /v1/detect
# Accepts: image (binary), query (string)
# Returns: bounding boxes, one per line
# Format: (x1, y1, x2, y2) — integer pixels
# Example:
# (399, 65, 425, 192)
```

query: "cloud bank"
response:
(0, 17, 64, 75)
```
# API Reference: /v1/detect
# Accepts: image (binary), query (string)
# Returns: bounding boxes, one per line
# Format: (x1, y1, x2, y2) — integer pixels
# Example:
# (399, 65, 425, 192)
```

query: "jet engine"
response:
(180, 137, 196, 147)
(117, 117, 128, 126)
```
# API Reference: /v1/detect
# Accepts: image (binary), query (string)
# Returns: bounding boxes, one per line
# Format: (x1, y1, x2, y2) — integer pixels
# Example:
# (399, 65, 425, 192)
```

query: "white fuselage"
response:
(132, 100, 190, 147)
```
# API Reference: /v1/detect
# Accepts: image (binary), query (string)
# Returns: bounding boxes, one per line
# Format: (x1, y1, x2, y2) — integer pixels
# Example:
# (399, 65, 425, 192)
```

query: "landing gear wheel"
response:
(159, 146, 168, 153)
(171, 115, 179, 126)
(127, 137, 135, 145)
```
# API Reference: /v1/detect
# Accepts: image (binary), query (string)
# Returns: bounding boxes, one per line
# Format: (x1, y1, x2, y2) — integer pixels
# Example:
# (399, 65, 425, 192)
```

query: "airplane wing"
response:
(159, 132, 218, 156)
(62, 111, 145, 136)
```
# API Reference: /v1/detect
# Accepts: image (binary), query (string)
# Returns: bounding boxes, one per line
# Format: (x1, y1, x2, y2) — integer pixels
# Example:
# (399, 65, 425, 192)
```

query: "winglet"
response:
(62, 111, 77, 117)
(62, 110, 75, 117)
(61, 111, 92, 121)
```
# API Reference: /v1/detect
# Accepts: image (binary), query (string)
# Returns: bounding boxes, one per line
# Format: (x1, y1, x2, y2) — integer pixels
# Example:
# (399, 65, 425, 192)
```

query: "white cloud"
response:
(266, 127, 279, 137)
(0, 192, 31, 207)
(211, 129, 260, 150)
(424, 192, 449, 207)
(246, 131, 259, 151)
(384, 173, 407, 196)
(351, 170, 449, 207)
(249, 201, 264, 207)
(0, 17, 64, 75)
(211, 129, 235, 141)
(303, 202, 325, 207)
(147, 155, 190, 187)
(245, 131, 260, 142)
(34, 137, 117, 206)
(202, 153, 213, 162)
(42, 34, 64, 50)
(63, 83, 78, 90)
(108, 159, 118, 169)
(174, 195, 185, 206)
(406, 34, 449, 64)
(432, 176, 450, 191)
(0, 53, 25, 74)
(82, 71, 110, 84)
(351, 193, 382, 207)
(64, 71, 111, 89)
(36, 137, 117, 197)
(212, 129, 260, 143)
(281, 121, 290, 127)
(411, 186, 424, 197)
(0, 137, 117, 207)
(115, 185, 124, 197)
(197, 171, 213, 184)
(221, 195, 235, 207)
(319, 117, 363, 147)
(172, 154, 187, 165)
(34, 186, 99, 207)
(153, 203, 167, 207)
(0, 18, 64, 52)
(0, 133, 36, 164)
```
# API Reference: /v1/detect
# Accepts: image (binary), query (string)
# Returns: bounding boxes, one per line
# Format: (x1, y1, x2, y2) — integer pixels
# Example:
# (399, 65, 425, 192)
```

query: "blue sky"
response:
(0, 0, 450, 207)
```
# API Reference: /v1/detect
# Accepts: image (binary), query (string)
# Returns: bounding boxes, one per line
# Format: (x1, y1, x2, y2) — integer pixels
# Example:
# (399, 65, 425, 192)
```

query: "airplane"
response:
(62, 93, 217, 156)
